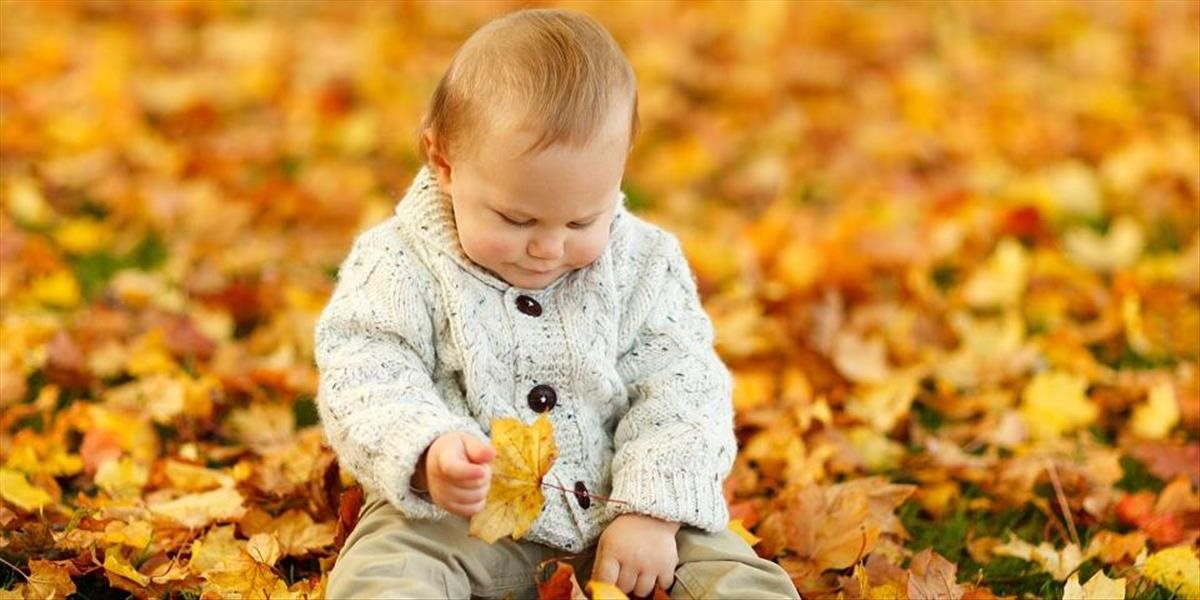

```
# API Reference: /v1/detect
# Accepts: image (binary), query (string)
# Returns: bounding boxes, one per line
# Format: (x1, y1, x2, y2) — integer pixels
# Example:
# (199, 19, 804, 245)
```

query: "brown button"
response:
(527, 384, 557, 413)
(515, 295, 542, 317)
(573, 481, 590, 509)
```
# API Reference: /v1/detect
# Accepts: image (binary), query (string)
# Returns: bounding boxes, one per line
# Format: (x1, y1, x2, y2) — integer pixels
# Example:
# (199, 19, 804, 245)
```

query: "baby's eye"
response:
(568, 220, 596, 229)
(499, 214, 534, 227)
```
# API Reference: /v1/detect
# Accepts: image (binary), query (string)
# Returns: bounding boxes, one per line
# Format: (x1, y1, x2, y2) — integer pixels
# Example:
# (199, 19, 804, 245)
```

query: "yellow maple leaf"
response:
(1141, 546, 1200, 599)
(1019, 370, 1097, 440)
(22, 560, 77, 599)
(962, 238, 1029, 308)
(94, 456, 149, 498)
(52, 217, 113, 254)
(0, 467, 53, 512)
(103, 546, 150, 587)
(102, 519, 153, 549)
(29, 270, 81, 309)
(188, 525, 246, 575)
(468, 414, 557, 543)
(246, 533, 282, 567)
(1129, 381, 1179, 440)
(201, 550, 292, 599)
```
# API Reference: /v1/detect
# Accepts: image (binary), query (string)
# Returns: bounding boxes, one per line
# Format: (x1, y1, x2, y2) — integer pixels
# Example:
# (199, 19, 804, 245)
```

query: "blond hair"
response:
(418, 8, 639, 164)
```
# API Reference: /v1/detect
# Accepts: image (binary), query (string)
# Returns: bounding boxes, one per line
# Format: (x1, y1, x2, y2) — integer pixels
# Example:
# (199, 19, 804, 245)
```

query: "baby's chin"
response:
(500, 265, 567, 290)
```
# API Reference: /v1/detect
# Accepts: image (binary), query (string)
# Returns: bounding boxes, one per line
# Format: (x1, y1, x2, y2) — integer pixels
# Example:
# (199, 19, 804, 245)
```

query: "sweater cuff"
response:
(608, 466, 730, 532)
(374, 415, 487, 521)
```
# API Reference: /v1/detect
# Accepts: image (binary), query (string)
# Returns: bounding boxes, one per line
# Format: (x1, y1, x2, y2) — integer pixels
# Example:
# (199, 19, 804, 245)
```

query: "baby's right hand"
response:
(423, 432, 496, 517)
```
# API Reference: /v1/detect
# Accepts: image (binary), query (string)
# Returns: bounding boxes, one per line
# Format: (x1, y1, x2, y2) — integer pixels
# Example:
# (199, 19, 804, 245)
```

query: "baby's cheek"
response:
(466, 231, 517, 263)
(570, 232, 610, 266)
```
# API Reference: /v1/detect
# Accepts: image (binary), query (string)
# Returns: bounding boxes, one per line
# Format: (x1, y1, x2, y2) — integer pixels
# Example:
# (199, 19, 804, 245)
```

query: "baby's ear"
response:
(422, 129, 454, 187)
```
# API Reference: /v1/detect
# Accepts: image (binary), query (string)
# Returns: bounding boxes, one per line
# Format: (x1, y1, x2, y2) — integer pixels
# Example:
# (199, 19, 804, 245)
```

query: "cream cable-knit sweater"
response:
(314, 166, 736, 552)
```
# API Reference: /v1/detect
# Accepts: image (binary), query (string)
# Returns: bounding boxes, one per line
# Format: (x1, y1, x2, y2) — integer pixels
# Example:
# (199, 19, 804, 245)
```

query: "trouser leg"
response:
(326, 493, 556, 599)
(669, 527, 799, 599)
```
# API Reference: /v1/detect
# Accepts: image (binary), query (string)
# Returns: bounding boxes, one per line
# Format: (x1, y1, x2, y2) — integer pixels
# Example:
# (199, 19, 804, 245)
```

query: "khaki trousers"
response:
(326, 494, 799, 599)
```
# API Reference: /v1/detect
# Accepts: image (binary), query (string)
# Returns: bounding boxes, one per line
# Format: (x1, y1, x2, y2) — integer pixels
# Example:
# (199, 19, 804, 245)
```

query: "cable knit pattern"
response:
(315, 166, 736, 552)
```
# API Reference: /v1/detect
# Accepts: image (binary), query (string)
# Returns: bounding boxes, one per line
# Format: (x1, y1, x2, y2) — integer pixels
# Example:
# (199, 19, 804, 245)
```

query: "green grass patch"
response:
(1116, 456, 1165, 493)
(67, 233, 168, 300)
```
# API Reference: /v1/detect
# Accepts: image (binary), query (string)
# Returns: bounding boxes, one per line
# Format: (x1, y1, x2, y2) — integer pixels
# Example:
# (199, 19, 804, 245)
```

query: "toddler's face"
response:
(427, 108, 630, 290)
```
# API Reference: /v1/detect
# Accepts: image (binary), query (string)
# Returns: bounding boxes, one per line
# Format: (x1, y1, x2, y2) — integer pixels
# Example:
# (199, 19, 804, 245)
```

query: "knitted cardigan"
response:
(314, 166, 735, 552)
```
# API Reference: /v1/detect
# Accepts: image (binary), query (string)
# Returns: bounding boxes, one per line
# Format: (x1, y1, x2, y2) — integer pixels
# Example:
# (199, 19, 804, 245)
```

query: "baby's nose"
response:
(527, 236, 564, 260)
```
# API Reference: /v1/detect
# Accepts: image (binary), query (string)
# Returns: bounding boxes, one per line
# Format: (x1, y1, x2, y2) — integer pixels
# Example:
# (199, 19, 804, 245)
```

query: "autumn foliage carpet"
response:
(1, 1, 1198, 599)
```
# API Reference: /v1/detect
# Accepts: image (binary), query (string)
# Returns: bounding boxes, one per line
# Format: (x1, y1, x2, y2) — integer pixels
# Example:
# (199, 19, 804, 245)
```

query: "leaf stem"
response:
(493, 473, 630, 506)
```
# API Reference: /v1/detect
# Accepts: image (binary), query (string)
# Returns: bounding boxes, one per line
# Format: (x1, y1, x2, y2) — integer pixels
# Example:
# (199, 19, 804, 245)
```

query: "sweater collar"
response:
(394, 165, 628, 292)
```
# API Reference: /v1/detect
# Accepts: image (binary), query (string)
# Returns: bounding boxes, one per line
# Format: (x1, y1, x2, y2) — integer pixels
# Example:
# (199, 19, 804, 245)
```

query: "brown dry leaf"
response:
(469, 414, 557, 544)
(24, 560, 77, 599)
(907, 548, 963, 600)
(1127, 442, 1200, 487)
(758, 477, 913, 588)
(240, 507, 335, 557)
(148, 487, 246, 528)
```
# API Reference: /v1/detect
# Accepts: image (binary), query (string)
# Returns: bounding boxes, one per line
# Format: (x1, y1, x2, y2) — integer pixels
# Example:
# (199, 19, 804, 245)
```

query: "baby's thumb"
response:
(462, 435, 496, 465)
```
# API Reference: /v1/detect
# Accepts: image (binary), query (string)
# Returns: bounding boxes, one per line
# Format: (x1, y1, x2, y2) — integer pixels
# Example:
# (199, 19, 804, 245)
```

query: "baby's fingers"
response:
(615, 564, 637, 595)
(444, 497, 487, 518)
(593, 555, 620, 586)
(439, 455, 491, 483)
(633, 572, 657, 598)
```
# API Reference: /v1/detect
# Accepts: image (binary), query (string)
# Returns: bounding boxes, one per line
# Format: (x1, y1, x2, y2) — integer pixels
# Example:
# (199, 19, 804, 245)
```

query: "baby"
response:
(315, 8, 798, 599)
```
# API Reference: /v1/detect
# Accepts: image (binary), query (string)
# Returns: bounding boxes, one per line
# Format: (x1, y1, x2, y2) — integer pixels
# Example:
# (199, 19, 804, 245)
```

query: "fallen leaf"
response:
(1063, 570, 1125, 600)
(148, 487, 246, 528)
(586, 580, 629, 600)
(1129, 380, 1180, 440)
(1019, 370, 1097, 440)
(728, 518, 760, 547)
(246, 533, 282, 567)
(24, 560, 77, 599)
(535, 560, 587, 600)
(0, 467, 53, 512)
(991, 537, 1084, 581)
(240, 507, 335, 557)
(469, 414, 557, 543)
(907, 548, 963, 600)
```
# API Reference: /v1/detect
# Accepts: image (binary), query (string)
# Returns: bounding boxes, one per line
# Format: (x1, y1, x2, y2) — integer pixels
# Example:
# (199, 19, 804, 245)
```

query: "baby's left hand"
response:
(593, 513, 681, 597)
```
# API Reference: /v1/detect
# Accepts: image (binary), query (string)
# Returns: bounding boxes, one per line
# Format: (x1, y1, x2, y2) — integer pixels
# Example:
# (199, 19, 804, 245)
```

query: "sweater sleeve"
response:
(607, 231, 736, 532)
(314, 235, 486, 520)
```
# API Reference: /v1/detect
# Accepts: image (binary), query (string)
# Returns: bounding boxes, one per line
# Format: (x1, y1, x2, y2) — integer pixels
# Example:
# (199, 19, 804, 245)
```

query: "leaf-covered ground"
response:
(1, 1, 1198, 598)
